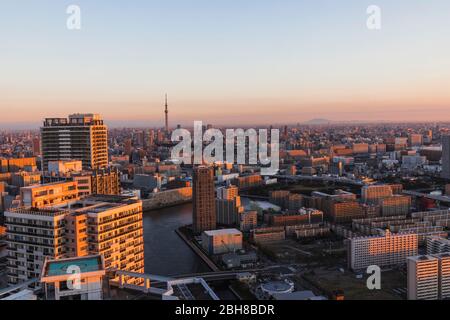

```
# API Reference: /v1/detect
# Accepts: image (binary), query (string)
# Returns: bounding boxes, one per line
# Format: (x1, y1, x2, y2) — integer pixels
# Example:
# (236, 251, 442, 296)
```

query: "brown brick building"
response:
(193, 166, 216, 233)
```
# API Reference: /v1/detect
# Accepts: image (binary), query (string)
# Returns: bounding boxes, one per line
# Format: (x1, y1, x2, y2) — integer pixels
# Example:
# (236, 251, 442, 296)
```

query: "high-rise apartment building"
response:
(407, 255, 439, 300)
(347, 230, 418, 270)
(216, 185, 244, 226)
(193, 166, 216, 233)
(217, 185, 239, 200)
(5, 207, 68, 283)
(437, 253, 450, 299)
(41, 114, 108, 171)
(5, 195, 144, 285)
(442, 135, 450, 180)
(407, 253, 450, 300)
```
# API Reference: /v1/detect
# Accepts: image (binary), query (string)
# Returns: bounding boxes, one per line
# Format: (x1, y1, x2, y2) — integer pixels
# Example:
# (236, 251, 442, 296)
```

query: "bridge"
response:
(172, 265, 289, 281)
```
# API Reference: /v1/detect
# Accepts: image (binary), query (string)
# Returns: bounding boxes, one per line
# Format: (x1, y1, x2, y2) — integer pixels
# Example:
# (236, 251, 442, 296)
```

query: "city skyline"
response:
(2, 0, 450, 128)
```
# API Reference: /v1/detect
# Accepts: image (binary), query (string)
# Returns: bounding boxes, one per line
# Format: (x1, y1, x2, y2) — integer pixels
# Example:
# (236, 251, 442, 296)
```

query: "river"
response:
(142, 203, 210, 276)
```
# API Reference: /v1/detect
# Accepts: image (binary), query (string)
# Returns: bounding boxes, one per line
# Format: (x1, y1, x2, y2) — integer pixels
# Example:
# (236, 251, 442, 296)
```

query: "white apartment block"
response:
(426, 236, 450, 254)
(407, 255, 439, 300)
(347, 230, 418, 270)
(407, 253, 450, 300)
(436, 253, 450, 299)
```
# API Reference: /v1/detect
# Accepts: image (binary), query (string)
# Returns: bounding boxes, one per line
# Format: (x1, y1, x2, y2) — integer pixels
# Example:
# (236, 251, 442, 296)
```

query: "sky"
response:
(1, 0, 450, 128)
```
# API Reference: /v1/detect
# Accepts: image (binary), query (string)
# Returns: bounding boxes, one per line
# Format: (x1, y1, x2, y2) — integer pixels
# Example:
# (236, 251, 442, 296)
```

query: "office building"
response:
(41, 114, 108, 171)
(347, 230, 418, 270)
(193, 166, 216, 233)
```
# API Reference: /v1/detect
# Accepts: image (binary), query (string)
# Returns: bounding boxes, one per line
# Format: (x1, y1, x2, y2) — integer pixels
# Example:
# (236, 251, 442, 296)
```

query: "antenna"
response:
(164, 94, 169, 132)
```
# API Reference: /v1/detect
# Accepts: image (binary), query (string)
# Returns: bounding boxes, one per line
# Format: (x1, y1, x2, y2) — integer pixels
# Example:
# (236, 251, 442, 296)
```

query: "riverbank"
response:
(175, 227, 220, 272)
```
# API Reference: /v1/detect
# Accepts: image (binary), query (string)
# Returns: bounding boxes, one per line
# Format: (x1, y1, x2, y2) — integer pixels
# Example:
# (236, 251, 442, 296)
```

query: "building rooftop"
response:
(21, 181, 77, 190)
(408, 255, 438, 262)
(272, 290, 326, 300)
(7, 207, 69, 217)
(8, 195, 141, 217)
(43, 255, 104, 277)
(203, 228, 242, 236)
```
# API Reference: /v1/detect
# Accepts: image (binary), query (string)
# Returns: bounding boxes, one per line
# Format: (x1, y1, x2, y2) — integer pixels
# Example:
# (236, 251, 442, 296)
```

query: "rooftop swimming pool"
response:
(45, 256, 102, 277)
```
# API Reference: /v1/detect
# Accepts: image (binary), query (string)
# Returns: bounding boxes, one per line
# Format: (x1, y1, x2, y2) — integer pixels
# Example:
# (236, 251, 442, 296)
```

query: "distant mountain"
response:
(304, 118, 332, 125)
(303, 118, 391, 125)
